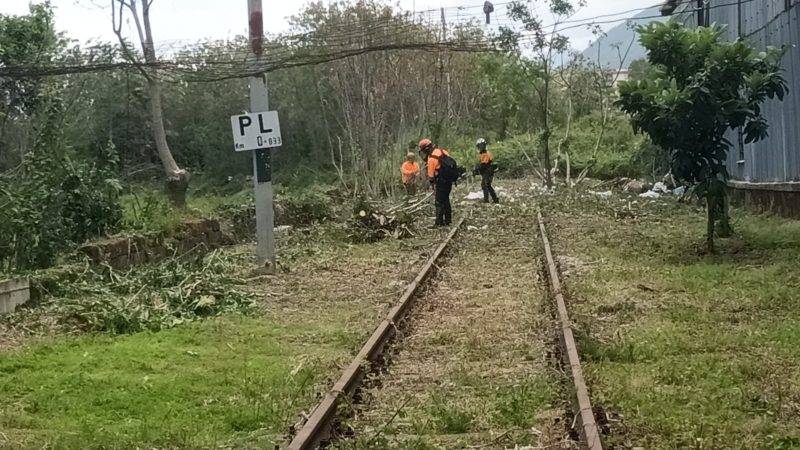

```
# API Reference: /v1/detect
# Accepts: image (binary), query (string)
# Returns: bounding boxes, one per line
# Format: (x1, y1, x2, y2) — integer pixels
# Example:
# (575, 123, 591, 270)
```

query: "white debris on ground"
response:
(652, 181, 671, 194)
(589, 190, 613, 199)
(529, 183, 556, 195)
(639, 190, 661, 198)
(464, 191, 484, 200)
(638, 181, 690, 199)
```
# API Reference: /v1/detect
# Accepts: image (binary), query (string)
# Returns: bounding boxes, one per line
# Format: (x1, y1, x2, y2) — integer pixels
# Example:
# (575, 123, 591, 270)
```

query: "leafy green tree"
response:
(0, 86, 122, 271)
(627, 58, 654, 82)
(0, 2, 63, 170)
(617, 22, 787, 251)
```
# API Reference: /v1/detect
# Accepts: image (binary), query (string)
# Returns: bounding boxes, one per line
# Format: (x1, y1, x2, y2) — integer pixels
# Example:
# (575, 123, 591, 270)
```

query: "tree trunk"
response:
(141, 2, 188, 206)
(114, 0, 189, 207)
(715, 182, 733, 238)
(706, 195, 716, 253)
(541, 56, 553, 188)
(146, 77, 188, 206)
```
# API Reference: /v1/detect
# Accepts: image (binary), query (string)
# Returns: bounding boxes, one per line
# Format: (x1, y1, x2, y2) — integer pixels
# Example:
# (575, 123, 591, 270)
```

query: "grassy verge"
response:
(0, 218, 442, 448)
(544, 188, 800, 449)
(0, 316, 332, 449)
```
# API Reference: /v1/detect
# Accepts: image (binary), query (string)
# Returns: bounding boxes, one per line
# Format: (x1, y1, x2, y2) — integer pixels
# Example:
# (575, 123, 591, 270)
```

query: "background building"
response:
(667, 0, 800, 217)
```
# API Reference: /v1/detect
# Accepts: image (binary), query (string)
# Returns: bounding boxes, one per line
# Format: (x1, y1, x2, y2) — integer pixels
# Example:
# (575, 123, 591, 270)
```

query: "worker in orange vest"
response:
(400, 152, 421, 195)
(418, 138, 453, 227)
(473, 138, 499, 203)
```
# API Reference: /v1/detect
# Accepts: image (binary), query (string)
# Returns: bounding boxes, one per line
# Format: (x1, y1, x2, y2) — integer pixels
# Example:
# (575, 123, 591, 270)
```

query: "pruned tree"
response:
(111, 0, 189, 206)
(617, 22, 787, 252)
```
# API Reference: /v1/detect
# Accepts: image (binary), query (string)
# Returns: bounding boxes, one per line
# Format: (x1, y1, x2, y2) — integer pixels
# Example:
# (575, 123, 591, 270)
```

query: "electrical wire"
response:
(0, 0, 783, 83)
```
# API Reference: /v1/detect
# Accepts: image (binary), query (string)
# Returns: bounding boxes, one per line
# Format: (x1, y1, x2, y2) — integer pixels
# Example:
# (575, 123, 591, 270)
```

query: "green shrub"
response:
(120, 188, 180, 233)
(553, 112, 660, 180)
(276, 185, 335, 226)
(0, 143, 122, 272)
(488, 134, 541, 178)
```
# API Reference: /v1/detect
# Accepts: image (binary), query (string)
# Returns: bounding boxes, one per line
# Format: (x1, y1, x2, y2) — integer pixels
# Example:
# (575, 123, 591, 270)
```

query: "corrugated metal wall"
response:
(681, 1, 800, 182)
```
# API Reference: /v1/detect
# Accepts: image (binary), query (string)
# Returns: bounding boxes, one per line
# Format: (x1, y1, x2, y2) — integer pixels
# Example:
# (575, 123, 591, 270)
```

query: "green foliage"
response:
(10, 250, 254, 334)
(617, 22, 788, 249)
(0, 315, 320, 449)
(429, 393, 473, 434)
(485, 135, 539, 178)
(120, 188, 180, 233)
(276, 185, 336, 226)
(0, 107, 123, 271)
(627, 58, 655, 82)
(619, 22, 787, 184)
(548, 188, 800, 448)
(0, 3, 62, 139)
(556, 113, 657, 179)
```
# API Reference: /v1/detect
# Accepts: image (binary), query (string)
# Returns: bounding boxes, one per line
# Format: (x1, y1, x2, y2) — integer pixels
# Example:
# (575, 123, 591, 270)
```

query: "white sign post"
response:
(230, 111, 283, 152)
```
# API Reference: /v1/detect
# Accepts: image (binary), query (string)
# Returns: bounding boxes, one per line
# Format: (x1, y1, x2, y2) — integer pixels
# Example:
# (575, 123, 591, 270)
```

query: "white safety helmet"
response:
(476, 138, 487, 149)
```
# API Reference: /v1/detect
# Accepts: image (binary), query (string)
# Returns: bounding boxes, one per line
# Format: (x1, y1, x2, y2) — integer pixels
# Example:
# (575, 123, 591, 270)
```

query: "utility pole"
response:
(248, 0, 276, 271)
(441, 7, 452, 120)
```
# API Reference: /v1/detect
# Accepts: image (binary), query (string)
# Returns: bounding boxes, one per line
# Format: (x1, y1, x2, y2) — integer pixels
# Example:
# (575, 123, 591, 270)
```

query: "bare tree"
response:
(112, 0, 189, 206)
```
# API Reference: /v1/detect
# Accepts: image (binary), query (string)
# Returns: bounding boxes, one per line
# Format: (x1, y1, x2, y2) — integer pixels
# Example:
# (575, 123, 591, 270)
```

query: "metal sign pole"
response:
(248, 0, 275, 270)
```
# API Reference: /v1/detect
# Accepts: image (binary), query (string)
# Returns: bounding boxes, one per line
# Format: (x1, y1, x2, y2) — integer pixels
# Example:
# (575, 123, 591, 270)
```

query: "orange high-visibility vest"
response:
(401, 161, 420, 184)
(426, 148, 449, 179)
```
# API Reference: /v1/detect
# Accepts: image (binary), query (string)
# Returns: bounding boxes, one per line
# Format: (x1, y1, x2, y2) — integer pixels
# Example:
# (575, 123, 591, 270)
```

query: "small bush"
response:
(276, 185, 335, 226)
(553, 112, 657, 180)
(120, 188, 180, 233)
(489, 134, 541, 178)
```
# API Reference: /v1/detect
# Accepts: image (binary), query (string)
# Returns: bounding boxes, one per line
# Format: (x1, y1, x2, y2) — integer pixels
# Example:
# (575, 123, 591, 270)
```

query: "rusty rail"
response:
(287, 218, 464, 450)
(537, 211, 603, 450)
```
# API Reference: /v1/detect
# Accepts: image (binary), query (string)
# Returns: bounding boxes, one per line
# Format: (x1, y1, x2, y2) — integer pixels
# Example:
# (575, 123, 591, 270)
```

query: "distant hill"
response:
(580, 6, 666, 68)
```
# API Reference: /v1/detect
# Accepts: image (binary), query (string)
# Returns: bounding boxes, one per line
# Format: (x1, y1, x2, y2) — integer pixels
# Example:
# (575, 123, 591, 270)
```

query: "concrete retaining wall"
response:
(0, 278, 30, 314)
(729, 181, 800, 219)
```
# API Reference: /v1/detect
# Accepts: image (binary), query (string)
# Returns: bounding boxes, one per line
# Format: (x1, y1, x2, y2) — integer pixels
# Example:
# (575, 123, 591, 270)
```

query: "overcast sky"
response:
(1, 0, 656, 53)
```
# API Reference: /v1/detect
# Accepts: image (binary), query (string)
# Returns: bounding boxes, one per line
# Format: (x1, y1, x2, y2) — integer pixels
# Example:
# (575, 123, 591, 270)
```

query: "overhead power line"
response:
(0, 0, 774, 83)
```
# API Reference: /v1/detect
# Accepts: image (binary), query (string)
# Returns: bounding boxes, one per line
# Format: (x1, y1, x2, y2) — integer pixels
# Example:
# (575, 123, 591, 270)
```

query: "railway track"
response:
(287, 218, 465, 450)
(538, 211, 603, 450)
(287, 200, 602, 449)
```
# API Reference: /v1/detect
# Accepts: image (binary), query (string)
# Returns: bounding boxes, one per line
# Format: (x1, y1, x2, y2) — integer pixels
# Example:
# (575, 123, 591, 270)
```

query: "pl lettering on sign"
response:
(231, 111, 282, 152)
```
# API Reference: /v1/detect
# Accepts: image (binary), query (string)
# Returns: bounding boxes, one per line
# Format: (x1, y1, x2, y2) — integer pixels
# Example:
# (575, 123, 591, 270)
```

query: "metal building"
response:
(664, 0, 800, 216)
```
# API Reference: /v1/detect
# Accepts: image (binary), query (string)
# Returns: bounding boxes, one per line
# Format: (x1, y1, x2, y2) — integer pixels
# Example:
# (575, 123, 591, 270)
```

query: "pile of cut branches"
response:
(3, 249, 255, 335)
(347, 194, 430, 243)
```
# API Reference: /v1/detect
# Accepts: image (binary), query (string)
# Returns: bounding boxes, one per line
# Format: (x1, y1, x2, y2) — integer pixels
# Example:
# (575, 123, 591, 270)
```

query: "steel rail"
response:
(537, 211, 603, 450)
(287, 218, 464, 450)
